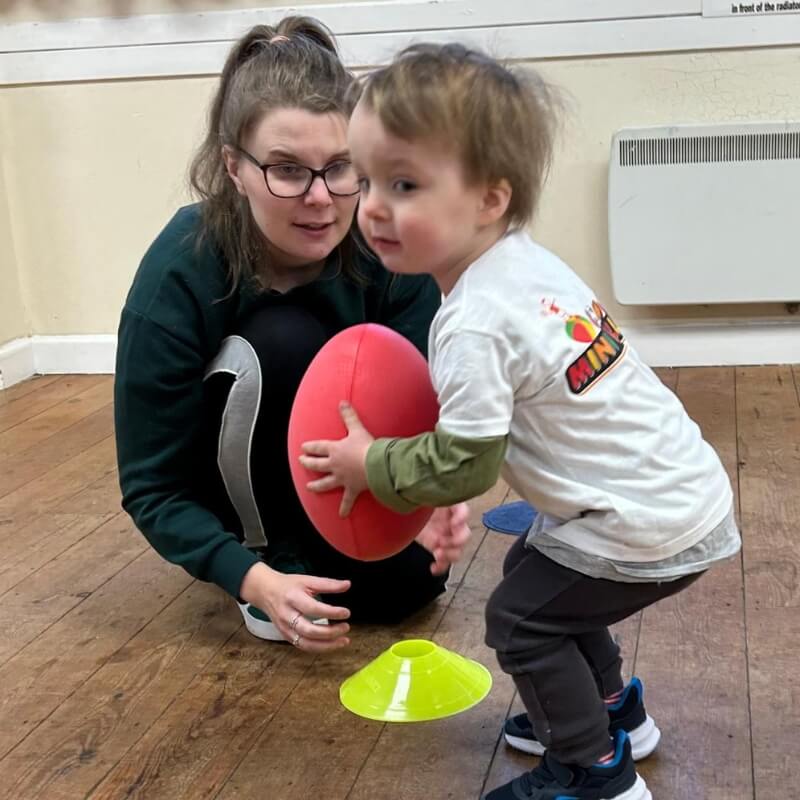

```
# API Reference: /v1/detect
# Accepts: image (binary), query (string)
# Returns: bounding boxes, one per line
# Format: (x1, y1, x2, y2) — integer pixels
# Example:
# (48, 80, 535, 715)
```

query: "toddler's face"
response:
(348, 101, 492, 288)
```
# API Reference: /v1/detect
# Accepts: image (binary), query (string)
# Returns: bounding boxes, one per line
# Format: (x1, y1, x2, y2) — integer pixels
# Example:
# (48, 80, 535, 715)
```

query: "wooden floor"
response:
(0, 367, 797, 799)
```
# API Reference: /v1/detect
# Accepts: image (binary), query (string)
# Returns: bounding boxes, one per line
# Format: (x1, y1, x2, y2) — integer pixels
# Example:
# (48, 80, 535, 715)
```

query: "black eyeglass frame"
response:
(235, 146, 360, 198)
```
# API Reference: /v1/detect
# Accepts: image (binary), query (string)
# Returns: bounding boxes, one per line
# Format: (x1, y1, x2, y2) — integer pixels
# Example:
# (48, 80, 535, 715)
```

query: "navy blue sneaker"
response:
(503, 677, 660, 761)
(484, 730, 651, 800)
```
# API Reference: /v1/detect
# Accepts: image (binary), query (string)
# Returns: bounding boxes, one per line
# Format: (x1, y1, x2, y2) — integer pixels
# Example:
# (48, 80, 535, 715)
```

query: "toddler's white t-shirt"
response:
(429, 230, 732, 563)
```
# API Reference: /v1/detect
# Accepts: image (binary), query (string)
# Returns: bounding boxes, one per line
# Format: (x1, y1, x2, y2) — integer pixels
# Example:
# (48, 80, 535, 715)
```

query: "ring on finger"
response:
(291, 633, 301, 647)
(290, 611, 302, 631)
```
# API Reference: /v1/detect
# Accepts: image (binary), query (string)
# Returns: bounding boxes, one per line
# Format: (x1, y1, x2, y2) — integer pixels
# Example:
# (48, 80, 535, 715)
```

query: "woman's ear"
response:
(222, 145, 247, 196)
(478, 178, 512, 226)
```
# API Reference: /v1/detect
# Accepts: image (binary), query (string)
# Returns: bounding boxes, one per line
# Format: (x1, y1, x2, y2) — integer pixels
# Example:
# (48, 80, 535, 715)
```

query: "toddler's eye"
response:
(357, 176, 370, 192)
(392, 179, 416, 193)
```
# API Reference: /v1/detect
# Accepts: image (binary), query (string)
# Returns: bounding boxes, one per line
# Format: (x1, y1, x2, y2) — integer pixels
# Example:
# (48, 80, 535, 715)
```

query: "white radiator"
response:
(608, 122, 800, 305)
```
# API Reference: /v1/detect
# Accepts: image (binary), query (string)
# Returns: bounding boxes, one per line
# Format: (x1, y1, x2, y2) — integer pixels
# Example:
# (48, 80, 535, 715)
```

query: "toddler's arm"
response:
(301, 402, 506, 515)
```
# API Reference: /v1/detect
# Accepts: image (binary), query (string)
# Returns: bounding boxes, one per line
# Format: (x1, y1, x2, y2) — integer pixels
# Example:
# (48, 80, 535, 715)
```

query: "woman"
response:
(114, 17, 469, 654)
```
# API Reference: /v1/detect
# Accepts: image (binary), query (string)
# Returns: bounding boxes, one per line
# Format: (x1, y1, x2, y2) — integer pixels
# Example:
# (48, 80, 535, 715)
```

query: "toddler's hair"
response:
(354, 42, 560, 227)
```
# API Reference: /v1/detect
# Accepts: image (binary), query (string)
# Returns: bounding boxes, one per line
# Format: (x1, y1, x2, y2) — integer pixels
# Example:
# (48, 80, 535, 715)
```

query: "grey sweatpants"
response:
(485, 535, 702, 765)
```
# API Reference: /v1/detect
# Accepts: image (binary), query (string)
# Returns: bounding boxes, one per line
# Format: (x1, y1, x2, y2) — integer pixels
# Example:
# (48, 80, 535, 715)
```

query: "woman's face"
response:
(225, 108, 359, 276)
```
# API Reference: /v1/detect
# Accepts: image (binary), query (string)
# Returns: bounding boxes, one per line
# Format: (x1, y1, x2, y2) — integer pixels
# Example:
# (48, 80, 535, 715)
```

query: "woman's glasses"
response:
(236, 147, 360, 198)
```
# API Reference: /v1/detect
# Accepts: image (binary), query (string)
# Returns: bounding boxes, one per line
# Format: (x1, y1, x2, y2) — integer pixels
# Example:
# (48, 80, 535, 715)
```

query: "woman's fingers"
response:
(292, 577, 352, 620)
(297, 597, 352, 622)
(291, 615, 350, 640)
(294, 633, 351, 653)
(303, 576, 352, 596)
(281, 577, 353, 652)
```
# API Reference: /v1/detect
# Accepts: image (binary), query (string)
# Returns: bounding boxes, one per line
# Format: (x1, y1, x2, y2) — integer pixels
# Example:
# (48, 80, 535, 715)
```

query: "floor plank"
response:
(0, 551, 191, 761)
(54, 468, 123, 516)
(0, 582, 238, 800)
(0, 376, 107, 434)
(0, 367, 796, 799)
(0, 511, 114, 597)
(84, 627, 312, 800)
(737, 366, 800, 607)
(0, 514, 146, 666)
(636, 367, 751, 799)
(737, 366, 800, 797)
(0, 375, 60, 408)
(0, 377, 113, 458)
(0, 435, 116, 524)
(0, 405, 115, 499)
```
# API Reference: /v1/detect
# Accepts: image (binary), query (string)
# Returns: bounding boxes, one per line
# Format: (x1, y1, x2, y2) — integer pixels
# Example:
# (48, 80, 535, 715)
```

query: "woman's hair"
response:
(353, 43, 561, 228)
(190, 17, 360, 291)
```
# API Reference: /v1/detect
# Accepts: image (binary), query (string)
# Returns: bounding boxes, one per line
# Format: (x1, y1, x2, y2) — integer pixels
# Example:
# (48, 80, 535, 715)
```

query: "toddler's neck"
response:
(436, 221, 510, 296)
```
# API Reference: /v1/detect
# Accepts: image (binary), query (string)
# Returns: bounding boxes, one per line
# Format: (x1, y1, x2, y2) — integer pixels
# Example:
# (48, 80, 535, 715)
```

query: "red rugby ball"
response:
(288, 323, 439, 561)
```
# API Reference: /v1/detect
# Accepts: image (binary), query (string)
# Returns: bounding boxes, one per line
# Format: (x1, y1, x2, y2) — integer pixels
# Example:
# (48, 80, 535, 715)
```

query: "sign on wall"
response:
(703, 0, 800, 15)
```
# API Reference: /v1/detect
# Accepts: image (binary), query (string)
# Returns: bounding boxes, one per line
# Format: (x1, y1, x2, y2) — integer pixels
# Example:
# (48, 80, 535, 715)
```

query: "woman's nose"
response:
(304, 174, 333, 206)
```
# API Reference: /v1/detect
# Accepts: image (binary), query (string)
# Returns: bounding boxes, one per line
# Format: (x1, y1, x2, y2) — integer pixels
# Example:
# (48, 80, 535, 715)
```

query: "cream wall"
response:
(3, 45, 798, 339)
(534, 47, 800, 324)
(0, 0, 378, 23)
(2, 77, 214, 335)
(0, 94, 29, 344)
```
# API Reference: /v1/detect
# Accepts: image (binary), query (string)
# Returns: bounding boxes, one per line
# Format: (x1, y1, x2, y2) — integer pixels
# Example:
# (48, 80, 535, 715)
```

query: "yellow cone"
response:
(339, 639, 492, 723)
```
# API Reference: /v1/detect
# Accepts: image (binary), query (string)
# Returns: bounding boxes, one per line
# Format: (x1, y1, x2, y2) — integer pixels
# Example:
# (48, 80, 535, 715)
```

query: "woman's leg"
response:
(204, 304, 447, 623)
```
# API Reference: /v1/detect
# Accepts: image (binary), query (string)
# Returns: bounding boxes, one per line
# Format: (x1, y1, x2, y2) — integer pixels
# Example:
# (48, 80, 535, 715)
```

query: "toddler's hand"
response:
(300, 402, 374, 517)
(416, 502, 471, 575)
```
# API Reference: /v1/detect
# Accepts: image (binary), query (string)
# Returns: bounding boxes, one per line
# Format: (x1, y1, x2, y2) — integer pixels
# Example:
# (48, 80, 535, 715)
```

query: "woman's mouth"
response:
(294, 221, 335, 237)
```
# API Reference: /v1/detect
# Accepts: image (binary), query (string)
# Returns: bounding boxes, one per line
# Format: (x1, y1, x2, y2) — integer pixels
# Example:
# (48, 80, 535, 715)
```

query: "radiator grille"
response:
(619, 131, 800, 166)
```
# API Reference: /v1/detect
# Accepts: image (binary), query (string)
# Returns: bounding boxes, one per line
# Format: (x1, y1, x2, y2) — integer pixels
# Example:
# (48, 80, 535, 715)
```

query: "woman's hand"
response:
(239, 562, 352, 653)
(300, 402, 374, 516)
(415, 502, 471, 575)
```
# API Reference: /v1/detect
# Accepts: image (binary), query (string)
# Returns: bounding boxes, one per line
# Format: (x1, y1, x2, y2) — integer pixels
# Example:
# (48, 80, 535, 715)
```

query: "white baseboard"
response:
(0, 338, 35, 390)
(624, 318, 800, 367)
(0, 334, 117, 389)
(32, 334, 118, 375)
(0, 323, 798, 391)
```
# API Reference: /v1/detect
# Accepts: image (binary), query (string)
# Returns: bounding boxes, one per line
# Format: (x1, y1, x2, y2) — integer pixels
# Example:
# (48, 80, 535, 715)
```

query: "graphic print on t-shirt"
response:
(540, 298, 627, 395)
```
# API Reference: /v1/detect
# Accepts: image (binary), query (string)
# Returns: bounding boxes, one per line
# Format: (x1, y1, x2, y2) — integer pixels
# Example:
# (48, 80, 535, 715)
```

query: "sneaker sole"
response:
(628, 714, 661, 761)
(237, 603, 329, 642)
(503, 714, 661, 762)
(617, 775, 652, 800)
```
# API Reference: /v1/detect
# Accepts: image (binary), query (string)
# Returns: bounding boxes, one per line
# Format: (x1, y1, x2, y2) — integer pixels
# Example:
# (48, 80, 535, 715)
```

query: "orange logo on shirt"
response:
(541, 299, 627, 394)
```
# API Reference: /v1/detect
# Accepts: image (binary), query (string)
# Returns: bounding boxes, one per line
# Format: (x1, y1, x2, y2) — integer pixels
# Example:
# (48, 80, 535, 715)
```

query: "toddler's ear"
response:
(479, 178, 512, 225)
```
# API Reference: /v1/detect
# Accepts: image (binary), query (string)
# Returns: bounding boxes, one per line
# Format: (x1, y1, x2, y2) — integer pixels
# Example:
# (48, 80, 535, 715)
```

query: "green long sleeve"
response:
(366, 426, 507, 512)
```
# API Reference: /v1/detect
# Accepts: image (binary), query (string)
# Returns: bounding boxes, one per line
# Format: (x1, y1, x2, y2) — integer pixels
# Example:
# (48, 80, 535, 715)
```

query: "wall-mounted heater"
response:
(608, 122, 800, 305)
